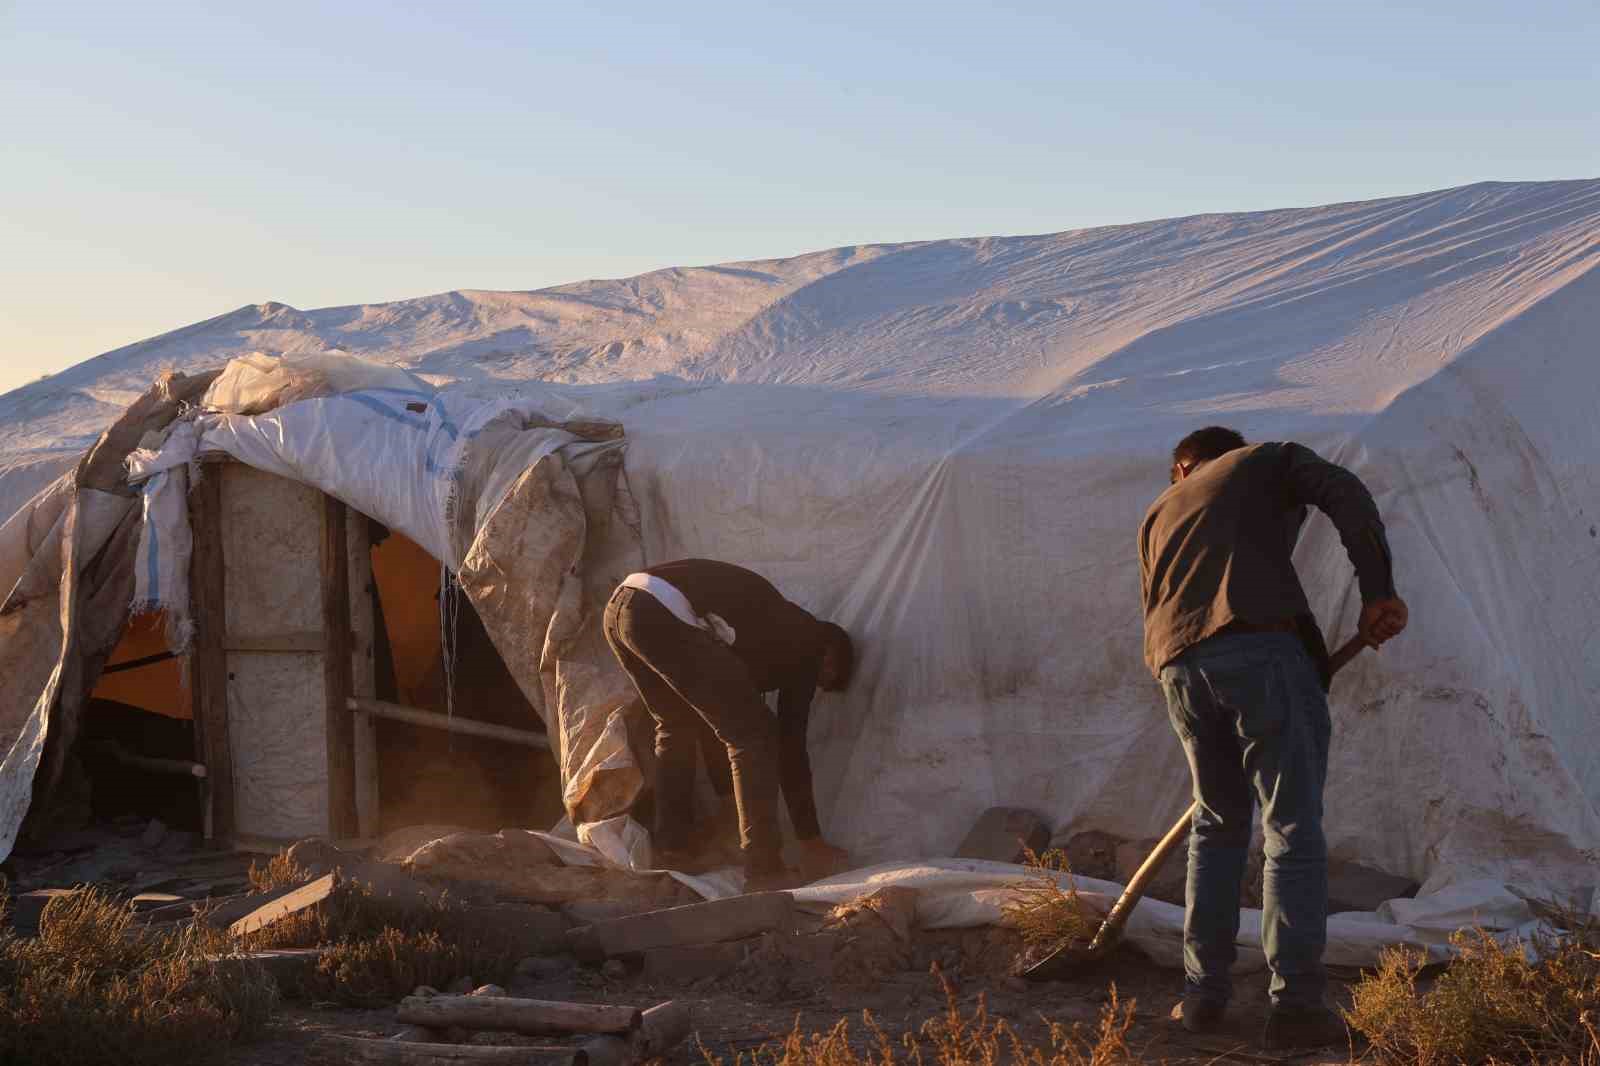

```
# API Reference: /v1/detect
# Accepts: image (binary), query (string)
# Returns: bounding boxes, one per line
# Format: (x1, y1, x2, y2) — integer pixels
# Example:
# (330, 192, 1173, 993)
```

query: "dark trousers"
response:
(602, 586, 782, 874)
(1159, 632, 1331, 1009)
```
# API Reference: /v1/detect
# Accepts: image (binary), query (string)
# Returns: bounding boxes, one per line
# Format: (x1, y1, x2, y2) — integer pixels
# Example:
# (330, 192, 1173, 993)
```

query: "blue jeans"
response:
(1159, 632, 1330, 1009)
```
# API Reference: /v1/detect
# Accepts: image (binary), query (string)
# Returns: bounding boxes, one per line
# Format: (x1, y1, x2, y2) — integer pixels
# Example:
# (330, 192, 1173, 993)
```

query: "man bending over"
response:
(603, 558, 855, 889)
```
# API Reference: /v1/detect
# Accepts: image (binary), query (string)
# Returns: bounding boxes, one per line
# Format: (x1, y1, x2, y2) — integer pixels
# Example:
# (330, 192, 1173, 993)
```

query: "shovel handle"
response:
(1094, 632, 1370, 950)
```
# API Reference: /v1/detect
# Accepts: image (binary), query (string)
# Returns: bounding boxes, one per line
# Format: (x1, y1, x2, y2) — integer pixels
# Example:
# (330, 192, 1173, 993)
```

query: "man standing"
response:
(1138, 427, 1408, 1049)
(603, 558, 855, 889)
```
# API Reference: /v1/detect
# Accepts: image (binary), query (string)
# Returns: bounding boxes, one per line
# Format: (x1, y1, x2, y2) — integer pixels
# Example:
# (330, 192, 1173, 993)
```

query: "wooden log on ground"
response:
(578, 1001, 694, 1066)
(204, 947, 327, 985)
(569, 891, 794, 960)
(396, 995, 641, 1037)
(314, 1035, 584, 1064)
(227, 873, 338, 937)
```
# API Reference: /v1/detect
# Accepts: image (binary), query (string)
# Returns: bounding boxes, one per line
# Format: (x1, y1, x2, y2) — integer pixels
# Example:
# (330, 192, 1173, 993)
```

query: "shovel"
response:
(1023, 633, 1369, 981)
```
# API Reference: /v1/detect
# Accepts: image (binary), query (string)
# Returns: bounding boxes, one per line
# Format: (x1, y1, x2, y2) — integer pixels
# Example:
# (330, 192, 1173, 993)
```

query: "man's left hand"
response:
(796, 837, 851, 882)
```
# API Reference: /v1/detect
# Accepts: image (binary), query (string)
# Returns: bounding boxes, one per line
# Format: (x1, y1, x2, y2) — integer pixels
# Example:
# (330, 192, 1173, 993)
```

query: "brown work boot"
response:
(1261, 1005, 1349, 1050)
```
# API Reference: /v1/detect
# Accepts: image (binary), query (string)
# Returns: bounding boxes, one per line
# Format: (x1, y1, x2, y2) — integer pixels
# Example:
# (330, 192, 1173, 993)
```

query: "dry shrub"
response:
(247, 850, 311, 892)
(1347, 921, 1600, 1065)
(236, 864, 517, 1005)
(704, 965, 1136, 1066)
(298, 928, 482, 1006)
(1002, 848, 1095, 956)
(0, 886, 276, 1066)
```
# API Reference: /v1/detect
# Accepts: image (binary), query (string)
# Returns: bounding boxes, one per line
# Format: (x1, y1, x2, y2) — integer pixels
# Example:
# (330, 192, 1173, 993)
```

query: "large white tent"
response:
(3, 179, 1599, 915)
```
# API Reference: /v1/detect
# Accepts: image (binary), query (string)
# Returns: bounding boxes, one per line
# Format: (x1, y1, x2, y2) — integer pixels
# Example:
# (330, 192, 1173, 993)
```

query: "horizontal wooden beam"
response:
(96, 740, 207, 779)
(348, 697, 550, 750)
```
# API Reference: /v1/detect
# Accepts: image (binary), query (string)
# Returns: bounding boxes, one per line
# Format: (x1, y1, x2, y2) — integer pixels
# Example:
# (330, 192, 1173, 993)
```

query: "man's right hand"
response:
(1359, 596, 1409, 648)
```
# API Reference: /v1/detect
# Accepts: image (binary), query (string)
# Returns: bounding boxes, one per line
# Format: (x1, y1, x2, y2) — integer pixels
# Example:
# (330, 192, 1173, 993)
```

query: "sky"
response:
(2, 1, 1597, 395)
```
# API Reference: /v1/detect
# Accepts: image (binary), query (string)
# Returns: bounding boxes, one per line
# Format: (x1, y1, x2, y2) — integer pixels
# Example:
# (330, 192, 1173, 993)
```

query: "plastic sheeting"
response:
(117, 372, 644, 833)
(1, 180, 1598, 950)
(203, 351, 430, 415)
(792, 861, 1548, 971)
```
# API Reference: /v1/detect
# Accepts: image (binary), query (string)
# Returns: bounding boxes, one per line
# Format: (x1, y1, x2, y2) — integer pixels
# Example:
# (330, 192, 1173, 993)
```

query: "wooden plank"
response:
(227, 873, 338, 938)
(348, 697, 551, 750)
(321, 495, 359, 839)
(313, 1036, 584, 1065)
(189, 468, 234, 841)
(222, 631, 325, 653)
(207, 947, 329, 985)
(569, 891, 794, 960)
(396, 995, 641, 1037)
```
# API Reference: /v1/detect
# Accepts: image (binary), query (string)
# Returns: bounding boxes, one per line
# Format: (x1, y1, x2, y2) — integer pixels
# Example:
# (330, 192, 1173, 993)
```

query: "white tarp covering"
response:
(3, 179, 1600, 959)
(792, 860, 1551, 971)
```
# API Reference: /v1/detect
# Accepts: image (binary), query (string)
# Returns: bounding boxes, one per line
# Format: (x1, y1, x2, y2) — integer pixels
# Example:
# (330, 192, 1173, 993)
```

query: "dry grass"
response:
(246, 849, 312, 893)
(236, 855, 519, 1005)
(703, 966, 1137, 1066)
(1002, 848, 1096, 956)
(1346, 917, 1600, 1065)
(0, 886, 276, 1066)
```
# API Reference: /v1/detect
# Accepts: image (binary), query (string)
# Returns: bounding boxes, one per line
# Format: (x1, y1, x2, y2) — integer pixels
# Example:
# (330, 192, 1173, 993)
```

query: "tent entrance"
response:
(366, 528, 564, 835)
(71, 611, 204, 834)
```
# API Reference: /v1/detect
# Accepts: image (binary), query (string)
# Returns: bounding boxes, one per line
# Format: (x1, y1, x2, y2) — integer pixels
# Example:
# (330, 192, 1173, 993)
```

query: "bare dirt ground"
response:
(228, 945, 1358, 1065)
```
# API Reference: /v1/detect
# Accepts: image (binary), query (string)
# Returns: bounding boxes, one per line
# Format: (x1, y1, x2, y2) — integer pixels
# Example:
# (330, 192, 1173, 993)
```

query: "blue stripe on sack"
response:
(339, 392, 461, 441)
(336, 393, 457, 477)
(145, 484, 162, 601)
(350, 389, 462, 440)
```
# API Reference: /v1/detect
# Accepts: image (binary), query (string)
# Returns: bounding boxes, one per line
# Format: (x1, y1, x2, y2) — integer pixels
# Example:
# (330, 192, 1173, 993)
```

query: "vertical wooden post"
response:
(346, 514, 380, 837)
(189, 467, 235, 842)
(321, 494, 359, 839)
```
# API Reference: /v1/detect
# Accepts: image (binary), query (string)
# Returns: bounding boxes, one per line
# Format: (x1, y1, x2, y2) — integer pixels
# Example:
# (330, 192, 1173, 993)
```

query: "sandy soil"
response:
(228, 946, 1359, 1065)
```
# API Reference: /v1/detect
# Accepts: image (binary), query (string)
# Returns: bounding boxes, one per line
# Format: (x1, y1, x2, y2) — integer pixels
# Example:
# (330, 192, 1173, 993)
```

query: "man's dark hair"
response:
(819, 621, 855, 686)
(1172, 426, 1246, 467)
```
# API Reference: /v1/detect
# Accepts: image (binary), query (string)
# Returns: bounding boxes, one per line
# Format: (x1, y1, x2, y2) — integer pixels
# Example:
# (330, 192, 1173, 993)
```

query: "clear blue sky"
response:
(2, 0, 1596, 394)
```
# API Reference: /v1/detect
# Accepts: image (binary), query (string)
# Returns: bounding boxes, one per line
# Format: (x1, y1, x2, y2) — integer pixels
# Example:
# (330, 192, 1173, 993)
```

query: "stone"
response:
(1328, 860, 1419, 913)
(956, 808, 1050, 864)
(825, 889, 918, 982)
(641, 941, 746, 984)
(1056, 830, 1123, 881)
(140, 819, 168, 850)
(404, 830, 558, 880)
(826, 887, 918, 942)
(285, 837, 445, 904)
(514, 956, 574, 981)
